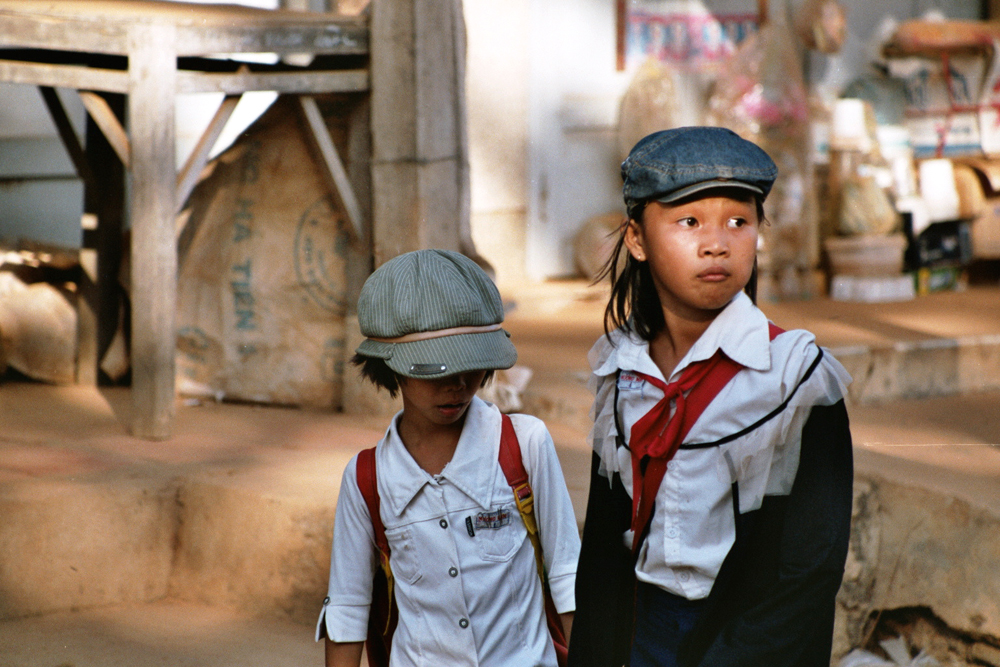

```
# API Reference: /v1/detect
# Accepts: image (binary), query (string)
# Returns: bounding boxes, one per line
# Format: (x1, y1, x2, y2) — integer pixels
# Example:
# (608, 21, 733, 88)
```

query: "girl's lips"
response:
(698, 267, 731, 282)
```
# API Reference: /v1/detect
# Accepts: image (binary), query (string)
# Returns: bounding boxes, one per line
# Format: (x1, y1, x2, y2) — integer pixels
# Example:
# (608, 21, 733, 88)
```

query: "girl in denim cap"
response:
(317, 249, 580, 667)
(568, 128, 854, 667)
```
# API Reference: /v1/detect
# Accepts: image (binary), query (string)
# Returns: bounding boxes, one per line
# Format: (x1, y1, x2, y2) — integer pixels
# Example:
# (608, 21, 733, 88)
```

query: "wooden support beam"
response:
(175, 68, 369, 95)
(298, 94, 364, 240)
(0, 59, 130, 93)
(82, 92, 127, 392)
(0, 59, 370, 96)
(38, 86, 95, 188)
(175, 92, 241, 213)
(0, 0, 375, 438)
(78, 90, 131, 168)
(76, 214, 99, 385)
(0, 3, 369, 58)
(127, 23, 178, 440)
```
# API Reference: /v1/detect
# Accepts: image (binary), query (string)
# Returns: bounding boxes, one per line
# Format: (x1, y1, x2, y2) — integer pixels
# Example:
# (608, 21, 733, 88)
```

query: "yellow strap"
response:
(512, 481, 547, 585)
(380, 551, 394, 635)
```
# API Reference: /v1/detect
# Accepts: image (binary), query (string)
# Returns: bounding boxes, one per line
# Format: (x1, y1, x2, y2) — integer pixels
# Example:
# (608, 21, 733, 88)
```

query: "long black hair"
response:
(599, 193, 764, 342)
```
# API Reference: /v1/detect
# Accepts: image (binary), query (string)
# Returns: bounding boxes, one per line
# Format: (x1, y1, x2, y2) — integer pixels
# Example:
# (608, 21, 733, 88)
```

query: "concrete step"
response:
(0, 384, 384, 625)
(0, 600, 327, 667)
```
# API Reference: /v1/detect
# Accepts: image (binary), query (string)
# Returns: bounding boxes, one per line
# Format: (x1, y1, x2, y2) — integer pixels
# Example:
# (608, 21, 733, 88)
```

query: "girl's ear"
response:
(622, 219, 647, 262)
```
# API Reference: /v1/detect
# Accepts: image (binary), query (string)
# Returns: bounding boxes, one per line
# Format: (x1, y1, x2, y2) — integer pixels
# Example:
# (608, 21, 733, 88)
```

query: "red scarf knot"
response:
(626, 350, 744, 552)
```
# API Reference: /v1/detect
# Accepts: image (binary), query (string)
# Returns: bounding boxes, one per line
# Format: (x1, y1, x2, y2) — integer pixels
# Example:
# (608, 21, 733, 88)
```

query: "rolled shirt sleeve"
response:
(316, 456, 379, 643)
(511, 413, 582, 615)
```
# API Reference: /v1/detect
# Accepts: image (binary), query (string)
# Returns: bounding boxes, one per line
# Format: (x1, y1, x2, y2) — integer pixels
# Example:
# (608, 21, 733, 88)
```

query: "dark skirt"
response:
(629, 581, 706, 667)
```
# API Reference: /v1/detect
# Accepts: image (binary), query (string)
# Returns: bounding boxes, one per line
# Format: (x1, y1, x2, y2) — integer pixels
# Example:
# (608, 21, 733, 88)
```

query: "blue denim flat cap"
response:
(356, 249, 517, 378)
(622, 127, 778, 211)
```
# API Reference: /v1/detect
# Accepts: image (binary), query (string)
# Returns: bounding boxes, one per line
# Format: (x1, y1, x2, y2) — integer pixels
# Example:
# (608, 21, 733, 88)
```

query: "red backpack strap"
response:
(498, 414, 569, 667)
(356, 448, 390, 560)
(355, 447, 397, 667)
(498, 415, 531, 514)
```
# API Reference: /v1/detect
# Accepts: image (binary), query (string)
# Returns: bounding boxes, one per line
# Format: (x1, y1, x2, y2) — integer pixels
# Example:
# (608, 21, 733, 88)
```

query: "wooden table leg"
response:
(127, 24, 178, 439)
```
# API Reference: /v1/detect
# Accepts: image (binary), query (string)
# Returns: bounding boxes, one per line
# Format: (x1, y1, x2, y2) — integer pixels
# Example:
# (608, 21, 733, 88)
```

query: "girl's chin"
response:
(689, 288, 744, 312)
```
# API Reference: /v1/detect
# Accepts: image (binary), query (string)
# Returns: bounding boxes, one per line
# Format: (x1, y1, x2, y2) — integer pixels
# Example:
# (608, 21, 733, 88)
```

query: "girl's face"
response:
(624, 194, 759, 322)
(399, 370, 488, 431)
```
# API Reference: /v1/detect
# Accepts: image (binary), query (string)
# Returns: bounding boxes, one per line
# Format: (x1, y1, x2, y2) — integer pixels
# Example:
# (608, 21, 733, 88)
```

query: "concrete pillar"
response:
(369, 0, 471, 267)
(343, 0, 474, 416)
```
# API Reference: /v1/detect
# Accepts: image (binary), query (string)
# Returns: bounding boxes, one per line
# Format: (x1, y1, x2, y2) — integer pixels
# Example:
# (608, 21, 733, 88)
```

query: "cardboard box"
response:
(888, 54, 987, 158)
(953, 157, 1000, 258)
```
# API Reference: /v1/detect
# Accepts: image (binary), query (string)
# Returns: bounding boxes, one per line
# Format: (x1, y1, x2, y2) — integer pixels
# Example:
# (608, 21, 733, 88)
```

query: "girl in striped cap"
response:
(318, 249, 580, 667)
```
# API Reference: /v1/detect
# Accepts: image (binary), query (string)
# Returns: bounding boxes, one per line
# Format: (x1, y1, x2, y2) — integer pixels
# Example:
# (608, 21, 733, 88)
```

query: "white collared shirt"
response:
(317, 397, 580, 667)
(588, 292, 851, 599)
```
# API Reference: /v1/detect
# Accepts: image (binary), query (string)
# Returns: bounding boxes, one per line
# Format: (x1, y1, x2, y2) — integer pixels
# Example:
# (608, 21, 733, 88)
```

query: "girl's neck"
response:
(397, 413, 465, 476)
(648, 310, 715, 379)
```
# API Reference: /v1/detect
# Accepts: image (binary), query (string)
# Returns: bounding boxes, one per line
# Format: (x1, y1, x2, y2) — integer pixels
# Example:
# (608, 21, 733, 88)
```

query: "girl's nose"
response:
(700, 228, 729, 256)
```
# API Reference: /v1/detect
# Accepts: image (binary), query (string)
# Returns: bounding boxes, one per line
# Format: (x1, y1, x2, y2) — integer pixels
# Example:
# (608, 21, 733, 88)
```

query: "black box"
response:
(903, 217, 972, 270)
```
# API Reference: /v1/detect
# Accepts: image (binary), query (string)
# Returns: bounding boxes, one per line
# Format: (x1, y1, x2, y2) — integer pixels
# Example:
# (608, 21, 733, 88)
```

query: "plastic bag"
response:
(706, 11, 808, 140)
(838, 175, 900, 235)
(794, 0, 848, 54)
(617, 57, 681, 161)
(707, 0, 819, 288)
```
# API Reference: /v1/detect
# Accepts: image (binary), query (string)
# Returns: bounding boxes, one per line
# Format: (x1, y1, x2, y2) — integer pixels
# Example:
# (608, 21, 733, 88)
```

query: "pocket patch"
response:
(475, 504, 523, 562)
(475, 506, 512, 531)
(617, 371, 645, 391)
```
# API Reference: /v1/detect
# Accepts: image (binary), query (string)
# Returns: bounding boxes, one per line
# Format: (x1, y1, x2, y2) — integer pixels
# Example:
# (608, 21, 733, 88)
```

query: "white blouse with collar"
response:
(588, 292, 851, 599)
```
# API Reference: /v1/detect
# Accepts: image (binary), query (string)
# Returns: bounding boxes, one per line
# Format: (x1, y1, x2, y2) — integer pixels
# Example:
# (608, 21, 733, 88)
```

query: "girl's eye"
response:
(678, 217, 698, 228)
(728, 217, 748, 228)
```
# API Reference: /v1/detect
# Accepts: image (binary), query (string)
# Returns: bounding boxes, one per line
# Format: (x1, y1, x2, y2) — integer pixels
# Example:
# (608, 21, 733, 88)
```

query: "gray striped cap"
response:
(356, 249, 517, 378)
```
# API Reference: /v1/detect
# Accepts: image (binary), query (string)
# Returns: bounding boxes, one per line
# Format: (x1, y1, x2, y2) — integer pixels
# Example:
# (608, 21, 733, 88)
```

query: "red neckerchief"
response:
(627, 323, 785, 553)
(628, 351, 743, 553)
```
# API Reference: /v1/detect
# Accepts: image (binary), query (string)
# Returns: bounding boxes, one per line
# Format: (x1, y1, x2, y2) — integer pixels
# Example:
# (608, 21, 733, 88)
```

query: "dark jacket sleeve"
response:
(567, 451, 636, 667)
(683, 400, 854, 667)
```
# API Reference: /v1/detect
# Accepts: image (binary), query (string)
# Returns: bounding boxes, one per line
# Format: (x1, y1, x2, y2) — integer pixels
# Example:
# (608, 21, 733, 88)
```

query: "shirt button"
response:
(439, 519, 448, 529)
(448, 567, 458, 578)
(667, 527, 678, 538)
(323, 596, 330, 604)
(679, 571, 691, 581)
(459, 618, 469, 629)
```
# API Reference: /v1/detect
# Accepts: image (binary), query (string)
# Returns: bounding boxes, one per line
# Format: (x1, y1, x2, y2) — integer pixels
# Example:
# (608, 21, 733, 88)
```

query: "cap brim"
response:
(357, 328, 517, 379)
(656, 179, 763, 204)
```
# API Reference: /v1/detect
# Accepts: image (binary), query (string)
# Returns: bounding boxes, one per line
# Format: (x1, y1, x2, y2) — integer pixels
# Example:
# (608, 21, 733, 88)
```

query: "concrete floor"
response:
(0, 601, 325, 667)
(1, 282, 999, 665)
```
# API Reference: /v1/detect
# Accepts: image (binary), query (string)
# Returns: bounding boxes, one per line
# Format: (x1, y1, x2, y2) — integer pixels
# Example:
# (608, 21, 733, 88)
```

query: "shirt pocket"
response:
(385, 526, 422, 584)
(474, 503, 525, 563)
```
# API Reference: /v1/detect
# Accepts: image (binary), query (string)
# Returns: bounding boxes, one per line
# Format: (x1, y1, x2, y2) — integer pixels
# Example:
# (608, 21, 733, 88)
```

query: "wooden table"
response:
(0, 0, 369, 438)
